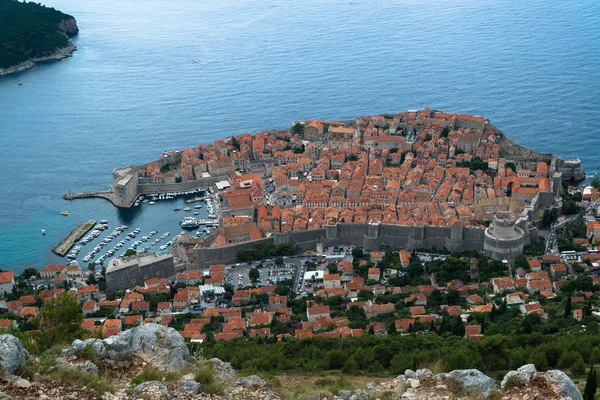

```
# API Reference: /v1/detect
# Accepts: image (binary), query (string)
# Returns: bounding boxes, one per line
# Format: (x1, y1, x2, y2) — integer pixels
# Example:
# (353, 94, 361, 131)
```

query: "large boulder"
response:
(177, 373, 202, 395)
(501, 364, 537, 390)
(447, 369, 495, 394)
(71, 323, 189, 371)
(542, 370, 582, 400)
(0, 334, 29, 375)
(210, 358, 237, 383)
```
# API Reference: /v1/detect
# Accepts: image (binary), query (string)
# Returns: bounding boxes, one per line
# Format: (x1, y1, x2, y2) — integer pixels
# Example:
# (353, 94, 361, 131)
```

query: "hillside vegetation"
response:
(0, 0, 76, 69)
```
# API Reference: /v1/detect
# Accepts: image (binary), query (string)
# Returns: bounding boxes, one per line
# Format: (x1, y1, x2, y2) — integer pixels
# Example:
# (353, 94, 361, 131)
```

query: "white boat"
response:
(42, 229, 46, 235)
(148, 201, 155, 205)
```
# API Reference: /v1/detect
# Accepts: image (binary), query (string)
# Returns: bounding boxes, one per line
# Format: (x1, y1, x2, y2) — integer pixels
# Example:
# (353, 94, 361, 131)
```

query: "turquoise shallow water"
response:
(0, 0, 599, 271)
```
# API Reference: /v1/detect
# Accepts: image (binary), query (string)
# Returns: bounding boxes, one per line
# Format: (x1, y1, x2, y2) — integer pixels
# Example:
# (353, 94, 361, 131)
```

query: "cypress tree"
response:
(564, 294, 572, 319)
(583, 365, 597, 400)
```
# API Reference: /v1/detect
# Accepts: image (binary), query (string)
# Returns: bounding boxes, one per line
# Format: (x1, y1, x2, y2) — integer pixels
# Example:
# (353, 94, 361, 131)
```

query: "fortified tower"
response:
(483, 216, 524, 260)
(112, 166, 139, 208)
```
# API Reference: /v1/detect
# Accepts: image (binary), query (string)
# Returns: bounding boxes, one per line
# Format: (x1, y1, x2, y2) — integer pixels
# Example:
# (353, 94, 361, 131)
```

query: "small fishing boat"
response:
(61, 211, 69, 216)
(42, 229, 46, 235)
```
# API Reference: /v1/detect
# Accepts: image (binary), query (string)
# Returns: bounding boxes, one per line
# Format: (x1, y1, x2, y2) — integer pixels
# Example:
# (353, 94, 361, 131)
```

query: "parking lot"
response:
(226, 260, 297, 289)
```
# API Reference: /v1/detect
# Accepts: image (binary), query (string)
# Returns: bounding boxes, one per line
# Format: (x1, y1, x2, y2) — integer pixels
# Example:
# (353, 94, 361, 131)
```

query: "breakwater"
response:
(53, 220, 96, 257)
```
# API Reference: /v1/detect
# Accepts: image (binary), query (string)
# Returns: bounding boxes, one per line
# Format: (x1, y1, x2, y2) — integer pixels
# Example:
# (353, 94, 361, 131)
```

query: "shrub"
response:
(315, 378, 335, 387)
(79, 345, 99, 363)
(131, 369, 165, 386)
(503, 375, 521, 391)
(195, 364, 224, 395)
(49, 367, 114, 396)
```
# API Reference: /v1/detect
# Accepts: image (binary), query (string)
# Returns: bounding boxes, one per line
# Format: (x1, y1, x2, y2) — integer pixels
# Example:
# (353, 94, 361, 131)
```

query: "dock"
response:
(53, 220, 96, 257)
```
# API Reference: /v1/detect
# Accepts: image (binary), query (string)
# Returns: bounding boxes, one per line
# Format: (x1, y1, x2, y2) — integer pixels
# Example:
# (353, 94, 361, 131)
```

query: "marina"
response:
(51, 191, 221, 268)
(52, 220, 96, 257)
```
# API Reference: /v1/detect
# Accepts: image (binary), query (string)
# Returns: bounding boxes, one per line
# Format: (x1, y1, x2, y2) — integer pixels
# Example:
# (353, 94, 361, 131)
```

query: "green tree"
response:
(571, 357, 586, 376)
(249, 268, 260, 286)
(18, 268, 39, 280)
(124, 249, 136, 257)
(564, 294, 572, 318)
(591, 177, 600, 190)
(34, 292, 83, 351)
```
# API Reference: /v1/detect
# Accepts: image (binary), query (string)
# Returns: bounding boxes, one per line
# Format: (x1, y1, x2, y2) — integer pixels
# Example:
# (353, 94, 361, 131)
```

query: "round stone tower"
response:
(483, 216, 525, 260)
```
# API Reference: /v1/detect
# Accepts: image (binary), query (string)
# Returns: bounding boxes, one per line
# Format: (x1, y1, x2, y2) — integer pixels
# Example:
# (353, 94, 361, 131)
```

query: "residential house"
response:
(363, 303, 395, 319)
(395, 319, 416, 332)
(406, 293, 427, 306)
(465, 325, 483, 339)
(173, 292, 189, 311)
(0, 272, 15, 297)
(268, 295, 287, 311)
(19, 306, 37, 319)
(77, 285, 100, 301)
(124, 315, 143, 327)
(249, 312, 274, 327)
(550, 264, 568, 278)
(40, 264, 66, 280)
(409, 306, 426, 318)
(307, 305, 330, 322)
(157, 302, 173, 314)
(491, 277, 515, 294)
(131, 301, 150, 313)
(367, 268, 380, 281)
(323, 274, 341, 289)
(527, 259, 542, 272)
(81, 300, 98, 316)
(103, 319, 122, 338)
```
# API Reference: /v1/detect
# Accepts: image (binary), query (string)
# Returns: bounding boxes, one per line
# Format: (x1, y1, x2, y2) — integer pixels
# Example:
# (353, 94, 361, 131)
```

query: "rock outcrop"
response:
(0, 335, 29, 375)
(71, 323, 190, 371)
(501, 365, 582, 400)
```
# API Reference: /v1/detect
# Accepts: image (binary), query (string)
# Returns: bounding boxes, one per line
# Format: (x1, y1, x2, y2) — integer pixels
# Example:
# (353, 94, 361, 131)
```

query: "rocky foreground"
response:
(0, 324, 584, 399)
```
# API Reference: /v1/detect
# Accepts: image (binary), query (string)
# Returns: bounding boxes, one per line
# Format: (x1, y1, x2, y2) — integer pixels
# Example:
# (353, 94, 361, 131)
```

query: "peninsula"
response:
(67, 109, 586, 267)
(0, 0, 78, 76)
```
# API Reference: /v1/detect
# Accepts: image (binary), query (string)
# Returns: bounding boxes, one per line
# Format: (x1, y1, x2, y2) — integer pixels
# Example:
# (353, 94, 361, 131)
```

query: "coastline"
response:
(0, 41, 77, 77)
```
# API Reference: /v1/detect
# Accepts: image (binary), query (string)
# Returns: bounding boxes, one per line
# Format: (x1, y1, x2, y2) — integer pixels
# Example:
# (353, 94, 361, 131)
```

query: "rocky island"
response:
(0, 0, 78, 76)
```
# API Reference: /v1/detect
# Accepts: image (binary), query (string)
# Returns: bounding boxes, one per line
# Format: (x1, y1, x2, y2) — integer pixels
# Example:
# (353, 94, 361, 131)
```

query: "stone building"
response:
(484, 217, 525, 261)
(106, 253, 175, 292)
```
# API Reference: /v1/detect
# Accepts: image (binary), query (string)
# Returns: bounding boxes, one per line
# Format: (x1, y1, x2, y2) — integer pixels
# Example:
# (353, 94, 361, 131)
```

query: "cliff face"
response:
(58, 17, 79, 37)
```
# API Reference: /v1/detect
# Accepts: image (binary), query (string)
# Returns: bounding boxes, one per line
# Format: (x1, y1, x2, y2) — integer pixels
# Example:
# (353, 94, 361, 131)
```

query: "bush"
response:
(49, 367, 114, 396)
(503, 375, 521, 391)
(131, 369, 165, 386)
(315, 377, 335, 387)
(195, 364, 224, 395)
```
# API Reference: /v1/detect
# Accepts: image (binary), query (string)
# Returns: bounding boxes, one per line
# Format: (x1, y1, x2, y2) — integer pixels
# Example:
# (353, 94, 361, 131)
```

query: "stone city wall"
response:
(190, 222, 497, 268)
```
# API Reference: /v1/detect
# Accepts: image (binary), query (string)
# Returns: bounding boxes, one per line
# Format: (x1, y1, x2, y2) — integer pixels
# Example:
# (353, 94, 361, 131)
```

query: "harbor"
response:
(52, 220, 96, 257)
(47, 188, 221, 269)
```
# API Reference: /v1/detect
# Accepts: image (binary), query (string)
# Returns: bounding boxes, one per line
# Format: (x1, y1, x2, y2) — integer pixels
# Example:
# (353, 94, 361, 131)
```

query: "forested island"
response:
(0, 0, 78, 76)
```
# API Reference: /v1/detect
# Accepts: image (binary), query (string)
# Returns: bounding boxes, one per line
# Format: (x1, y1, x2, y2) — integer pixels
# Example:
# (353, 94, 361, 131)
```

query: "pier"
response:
(53, 220, 96, 257)
(63, 191, 118, 204)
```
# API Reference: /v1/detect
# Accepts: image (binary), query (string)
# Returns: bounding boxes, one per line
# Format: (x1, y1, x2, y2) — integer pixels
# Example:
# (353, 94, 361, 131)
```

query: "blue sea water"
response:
(0, 0, 599, 272)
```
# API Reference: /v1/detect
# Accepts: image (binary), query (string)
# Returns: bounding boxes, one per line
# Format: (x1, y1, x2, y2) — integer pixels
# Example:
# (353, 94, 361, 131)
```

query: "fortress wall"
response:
(137, 177, 222, 195)
(188, 222, 503, 268)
